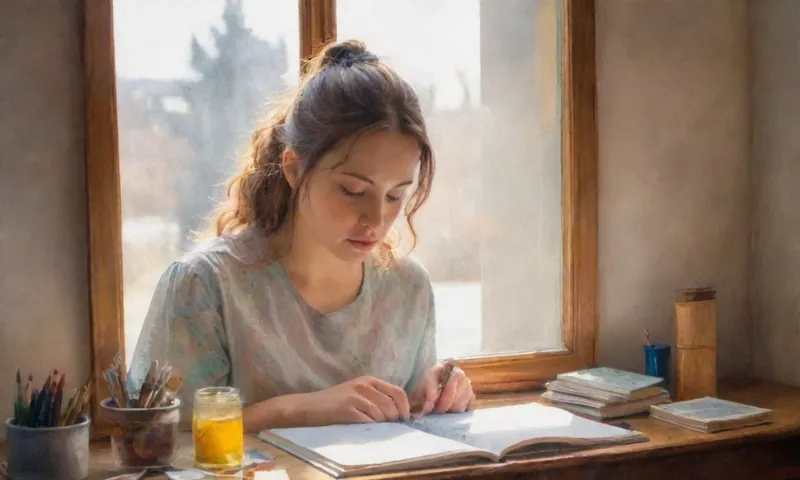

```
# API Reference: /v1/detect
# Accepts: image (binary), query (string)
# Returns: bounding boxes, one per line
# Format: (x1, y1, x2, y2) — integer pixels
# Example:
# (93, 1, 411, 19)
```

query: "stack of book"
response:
(649, 397, 772, 433)
(542, 367, 671, 419)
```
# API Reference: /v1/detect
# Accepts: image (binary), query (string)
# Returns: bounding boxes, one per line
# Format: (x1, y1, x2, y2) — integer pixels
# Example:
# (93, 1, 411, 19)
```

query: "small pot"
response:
(100, 397, 180, 468)
(4, 415, 90, 480)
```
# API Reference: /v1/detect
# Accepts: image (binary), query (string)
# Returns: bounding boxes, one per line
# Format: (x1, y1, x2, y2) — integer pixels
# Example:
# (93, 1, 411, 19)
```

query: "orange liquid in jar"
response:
(192, 415, 244, 469)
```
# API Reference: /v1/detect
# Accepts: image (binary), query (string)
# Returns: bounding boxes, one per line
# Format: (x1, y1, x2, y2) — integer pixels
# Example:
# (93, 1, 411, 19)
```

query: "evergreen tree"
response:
(173, 0, 288, 249)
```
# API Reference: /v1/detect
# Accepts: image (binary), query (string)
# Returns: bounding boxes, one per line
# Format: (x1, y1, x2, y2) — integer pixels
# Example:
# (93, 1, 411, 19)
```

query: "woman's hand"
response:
(410, 361, 475, 417)
(243, 376, 411, 432)
(300, 376, 412, 426)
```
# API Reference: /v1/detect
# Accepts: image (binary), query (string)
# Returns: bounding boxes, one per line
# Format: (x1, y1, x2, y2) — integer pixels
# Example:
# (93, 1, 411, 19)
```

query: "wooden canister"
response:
(674, 285, 717, 400)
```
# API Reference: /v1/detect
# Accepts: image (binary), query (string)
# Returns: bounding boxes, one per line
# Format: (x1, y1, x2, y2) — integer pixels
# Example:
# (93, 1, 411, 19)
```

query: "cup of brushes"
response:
(5, 369, 92, 480)
(100, 356, 184, 469)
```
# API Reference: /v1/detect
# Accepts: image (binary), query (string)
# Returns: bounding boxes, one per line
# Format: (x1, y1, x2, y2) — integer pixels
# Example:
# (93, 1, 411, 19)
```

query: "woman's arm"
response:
(242, 376, 413, 433)
(242, 392, 307, 433)
(404, 264, 475, 415)
(405, 276, 438, 400)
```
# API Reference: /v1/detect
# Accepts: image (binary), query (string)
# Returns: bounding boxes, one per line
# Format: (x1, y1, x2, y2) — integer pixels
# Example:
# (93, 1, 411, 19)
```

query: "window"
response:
(112, 0, 301, 370)
(337, 0, 564, 360)
(85, 0, 597, 436)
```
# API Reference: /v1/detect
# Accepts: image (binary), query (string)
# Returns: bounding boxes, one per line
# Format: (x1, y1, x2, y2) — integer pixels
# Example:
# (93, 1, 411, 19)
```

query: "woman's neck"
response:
(273, 216, 361, 288)
(272, 217, 366, 314)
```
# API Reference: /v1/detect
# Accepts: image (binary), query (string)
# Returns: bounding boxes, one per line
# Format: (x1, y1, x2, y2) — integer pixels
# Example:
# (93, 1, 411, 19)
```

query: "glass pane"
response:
(114, 0, 300, 367)
(337, 0, 564, 359)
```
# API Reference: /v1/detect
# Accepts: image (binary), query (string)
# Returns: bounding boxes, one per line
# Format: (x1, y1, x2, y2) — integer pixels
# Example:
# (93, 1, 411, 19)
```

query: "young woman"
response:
(129, 40, 475, 433)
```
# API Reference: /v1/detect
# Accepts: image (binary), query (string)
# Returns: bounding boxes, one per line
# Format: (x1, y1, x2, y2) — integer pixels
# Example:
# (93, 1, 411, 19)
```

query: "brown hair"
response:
(212, 39, 434, 265)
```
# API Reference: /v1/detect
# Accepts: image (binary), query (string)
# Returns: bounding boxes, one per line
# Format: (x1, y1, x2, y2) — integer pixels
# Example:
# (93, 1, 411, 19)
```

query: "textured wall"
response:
(0, 0, 767, 442)
(0, 0, 90, 438)
(594, 0, 751, 379)
(751, 0, 800, 386)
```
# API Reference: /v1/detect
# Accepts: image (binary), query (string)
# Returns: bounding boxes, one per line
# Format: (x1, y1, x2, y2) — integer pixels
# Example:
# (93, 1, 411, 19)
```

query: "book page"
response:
(408, 402, 642, 458)
(262, 422, 485, 468)
(653, 397, 769, 421)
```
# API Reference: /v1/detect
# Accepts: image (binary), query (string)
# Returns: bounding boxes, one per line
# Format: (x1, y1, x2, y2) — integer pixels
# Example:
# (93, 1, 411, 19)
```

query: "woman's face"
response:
(287, 128, 421, 264)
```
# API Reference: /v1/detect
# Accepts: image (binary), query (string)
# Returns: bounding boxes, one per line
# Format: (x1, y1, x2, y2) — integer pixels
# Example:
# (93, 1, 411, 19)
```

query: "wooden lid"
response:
(676, 284, 716, 302)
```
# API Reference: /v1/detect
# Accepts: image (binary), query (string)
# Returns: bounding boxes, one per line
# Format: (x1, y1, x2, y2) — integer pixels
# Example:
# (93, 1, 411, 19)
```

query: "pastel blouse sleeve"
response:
(127, 258, 231, 427)
(405, 284, 438, 395)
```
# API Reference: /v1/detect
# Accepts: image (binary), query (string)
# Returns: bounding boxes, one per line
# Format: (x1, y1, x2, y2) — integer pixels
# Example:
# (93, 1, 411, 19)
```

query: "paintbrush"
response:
(35, 385, 52, 428)
(65, 385, 84, 426)
(45, 373, 59, 427)
(60, 388, 77, 426)
(27, 372, 49, 426)
(40, 370, 54, 395)
(50, 374, 65, 427)
(27, 369, 55, 426)
(24, 374, 32, 407)
(22, 373, 32, 426)
(114, 353, 131, 408)
(73, 382, 92, 424)
(103, 369, 121, 407)
(28, 382, 48, 427)
(26, 388, 38, 427)
(148, 365, 173, 408)
(15, 370, 23, 423)
(154, 376, 183, 407)
(14, 370, 23, 425)
(137, 361, 159, 408)
(66, 380, 91, 426)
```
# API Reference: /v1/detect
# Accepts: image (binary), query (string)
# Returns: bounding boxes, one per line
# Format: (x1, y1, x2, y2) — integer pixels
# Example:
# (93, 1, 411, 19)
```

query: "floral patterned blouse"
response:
(127, 227, 437, 425)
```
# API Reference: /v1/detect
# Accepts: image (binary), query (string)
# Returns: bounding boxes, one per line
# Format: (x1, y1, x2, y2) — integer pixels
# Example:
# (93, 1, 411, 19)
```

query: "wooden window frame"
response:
(84, 0, 597, 436)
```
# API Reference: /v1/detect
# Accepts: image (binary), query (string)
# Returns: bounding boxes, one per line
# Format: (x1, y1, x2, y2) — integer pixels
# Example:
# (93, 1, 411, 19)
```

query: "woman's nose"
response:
(360, 199, 384, 230)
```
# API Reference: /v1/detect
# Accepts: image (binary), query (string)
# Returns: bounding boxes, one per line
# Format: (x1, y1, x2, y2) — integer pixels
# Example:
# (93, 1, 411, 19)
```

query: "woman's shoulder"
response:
(155, 229, 264, 288)
(171, 228, 270, 271)
(376, 253, 433, 292)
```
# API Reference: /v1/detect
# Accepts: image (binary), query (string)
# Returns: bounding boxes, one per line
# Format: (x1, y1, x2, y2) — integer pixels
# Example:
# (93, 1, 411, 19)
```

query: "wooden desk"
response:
(7, 380, 800, 479)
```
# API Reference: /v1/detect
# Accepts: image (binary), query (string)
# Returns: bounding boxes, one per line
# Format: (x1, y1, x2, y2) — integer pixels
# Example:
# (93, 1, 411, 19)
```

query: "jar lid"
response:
(675, 283, 716, 302)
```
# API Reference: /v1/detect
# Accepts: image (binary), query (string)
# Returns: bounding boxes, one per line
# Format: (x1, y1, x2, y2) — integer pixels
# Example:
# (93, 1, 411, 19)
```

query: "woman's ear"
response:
(281, 148, 301, 189)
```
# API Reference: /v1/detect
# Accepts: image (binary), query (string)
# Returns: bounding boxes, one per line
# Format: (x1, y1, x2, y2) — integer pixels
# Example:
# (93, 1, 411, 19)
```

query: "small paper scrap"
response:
(255, 470, 289, 480)
(165, 470, 206, 480)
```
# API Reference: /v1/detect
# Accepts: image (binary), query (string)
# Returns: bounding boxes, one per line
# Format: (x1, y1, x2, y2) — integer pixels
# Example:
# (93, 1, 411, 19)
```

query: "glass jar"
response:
(192, 386, 244, 470)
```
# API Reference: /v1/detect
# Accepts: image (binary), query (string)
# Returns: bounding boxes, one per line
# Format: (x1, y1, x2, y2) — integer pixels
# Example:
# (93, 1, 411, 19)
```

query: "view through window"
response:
(114, 0, 563, 367)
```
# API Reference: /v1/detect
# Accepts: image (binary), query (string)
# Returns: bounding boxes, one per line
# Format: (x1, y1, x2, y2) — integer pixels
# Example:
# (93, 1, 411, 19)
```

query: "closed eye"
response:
(340, 185, 364, 197)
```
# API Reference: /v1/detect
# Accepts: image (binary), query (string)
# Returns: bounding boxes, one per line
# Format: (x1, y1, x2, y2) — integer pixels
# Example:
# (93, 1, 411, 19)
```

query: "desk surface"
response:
(8, 379, 800, 479)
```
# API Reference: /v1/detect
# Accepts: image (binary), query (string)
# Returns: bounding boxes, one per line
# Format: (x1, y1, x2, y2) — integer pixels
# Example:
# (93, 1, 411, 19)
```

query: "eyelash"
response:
(340, 186, 401, 203)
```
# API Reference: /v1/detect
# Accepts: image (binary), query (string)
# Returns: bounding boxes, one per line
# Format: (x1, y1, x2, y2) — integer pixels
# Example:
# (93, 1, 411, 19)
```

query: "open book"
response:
(257, 402, 647, 478)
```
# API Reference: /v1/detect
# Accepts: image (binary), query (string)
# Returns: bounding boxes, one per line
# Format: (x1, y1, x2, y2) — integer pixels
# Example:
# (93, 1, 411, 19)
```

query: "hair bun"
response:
(321, 40, 378, 68)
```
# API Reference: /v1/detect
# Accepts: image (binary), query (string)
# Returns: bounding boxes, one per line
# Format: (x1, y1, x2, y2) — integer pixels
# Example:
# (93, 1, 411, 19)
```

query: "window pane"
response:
(337, 0, 564, 359)
(114, 0, 300, 367)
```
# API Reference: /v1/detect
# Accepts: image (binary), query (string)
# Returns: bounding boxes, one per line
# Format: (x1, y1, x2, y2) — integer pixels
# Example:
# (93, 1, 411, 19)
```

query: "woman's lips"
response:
(348, 239, 377, 251)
